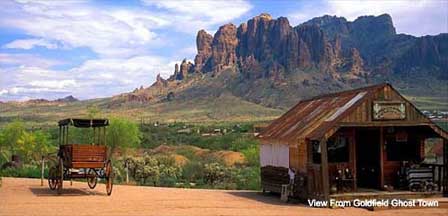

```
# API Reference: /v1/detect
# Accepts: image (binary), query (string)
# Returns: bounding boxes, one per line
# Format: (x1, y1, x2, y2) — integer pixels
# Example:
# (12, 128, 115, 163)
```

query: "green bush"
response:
(241, 145, 259, 167)
(182, 161, 204, 182)
(0, 165, 47, 178)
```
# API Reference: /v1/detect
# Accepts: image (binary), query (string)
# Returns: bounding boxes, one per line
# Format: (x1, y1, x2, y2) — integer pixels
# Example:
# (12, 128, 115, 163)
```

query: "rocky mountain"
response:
(114, 13, 447, 108)
(7, 95, 79, 106)
(54, 95, 79, 103)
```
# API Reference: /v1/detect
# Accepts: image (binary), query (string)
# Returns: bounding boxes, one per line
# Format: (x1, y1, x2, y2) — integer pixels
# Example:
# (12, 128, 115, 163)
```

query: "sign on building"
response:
(373, 101, 406, 120)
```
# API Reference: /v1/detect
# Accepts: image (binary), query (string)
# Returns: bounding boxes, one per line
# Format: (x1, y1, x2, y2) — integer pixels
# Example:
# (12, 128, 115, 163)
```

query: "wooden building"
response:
(258, 83, 447, 201)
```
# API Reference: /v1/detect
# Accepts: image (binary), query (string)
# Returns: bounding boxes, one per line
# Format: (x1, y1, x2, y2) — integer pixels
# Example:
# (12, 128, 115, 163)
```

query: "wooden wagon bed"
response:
(60, 144, 107, 169)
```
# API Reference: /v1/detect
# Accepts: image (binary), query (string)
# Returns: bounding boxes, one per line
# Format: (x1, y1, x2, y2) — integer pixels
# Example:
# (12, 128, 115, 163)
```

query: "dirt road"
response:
(0, 177, 447, 216)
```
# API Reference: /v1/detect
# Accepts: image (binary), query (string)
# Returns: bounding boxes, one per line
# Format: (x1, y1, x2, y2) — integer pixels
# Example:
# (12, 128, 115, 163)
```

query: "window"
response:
(312, 137, 350, 164)
(327, 137, 349, 163)
(386, 135, 418, 161)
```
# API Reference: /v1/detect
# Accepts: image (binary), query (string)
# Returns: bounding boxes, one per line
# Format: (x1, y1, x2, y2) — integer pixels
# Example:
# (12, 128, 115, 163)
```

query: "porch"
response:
(312, 125, 447, 199)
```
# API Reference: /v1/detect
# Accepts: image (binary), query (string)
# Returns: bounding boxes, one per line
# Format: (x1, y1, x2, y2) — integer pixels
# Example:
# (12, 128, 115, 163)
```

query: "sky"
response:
(0, 0, 446, 101)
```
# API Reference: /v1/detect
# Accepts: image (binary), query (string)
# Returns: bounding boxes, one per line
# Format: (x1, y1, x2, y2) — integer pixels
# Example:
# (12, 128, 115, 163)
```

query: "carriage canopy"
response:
(58, 118, 109, 128)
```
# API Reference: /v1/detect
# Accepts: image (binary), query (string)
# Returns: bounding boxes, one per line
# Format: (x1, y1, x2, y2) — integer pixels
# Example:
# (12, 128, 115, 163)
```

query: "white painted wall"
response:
(260, 143, 289, 168)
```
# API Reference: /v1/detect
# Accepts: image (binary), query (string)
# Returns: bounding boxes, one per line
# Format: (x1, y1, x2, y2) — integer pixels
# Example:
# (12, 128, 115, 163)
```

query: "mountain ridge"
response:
(113, 13, 446, 108)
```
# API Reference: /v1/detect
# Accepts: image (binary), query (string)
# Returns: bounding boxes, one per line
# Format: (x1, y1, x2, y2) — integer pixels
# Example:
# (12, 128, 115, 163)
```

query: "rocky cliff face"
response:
(120, 13, 447, 107)
(193, 13, 367, 80)
(194, 30, 213, 72)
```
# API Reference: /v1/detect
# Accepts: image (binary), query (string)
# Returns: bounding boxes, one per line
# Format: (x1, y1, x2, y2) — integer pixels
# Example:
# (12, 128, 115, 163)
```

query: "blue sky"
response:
(0, 0, 446, 101)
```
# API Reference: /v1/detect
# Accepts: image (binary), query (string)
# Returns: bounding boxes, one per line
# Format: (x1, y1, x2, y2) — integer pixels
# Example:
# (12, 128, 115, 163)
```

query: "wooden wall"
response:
(340, 85, 429, 124)
(290, 139, 308, 173)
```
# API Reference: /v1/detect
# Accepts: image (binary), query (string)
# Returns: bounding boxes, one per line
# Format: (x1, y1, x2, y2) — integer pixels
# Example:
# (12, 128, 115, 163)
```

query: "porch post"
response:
(444, 139, 447, 197)
(379, 127, 384, 189)
(320, 138, 329, 200)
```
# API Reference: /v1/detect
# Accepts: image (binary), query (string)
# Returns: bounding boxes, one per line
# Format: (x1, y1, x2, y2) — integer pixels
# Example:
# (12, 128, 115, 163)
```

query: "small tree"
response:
(0, 129, 6, 163)
(106, 118, 141, 157)
(16, 131, 35, 162)
(15, 129, 54, 163)
(2, 120, 26, 157)
(32, 131, 54, 161)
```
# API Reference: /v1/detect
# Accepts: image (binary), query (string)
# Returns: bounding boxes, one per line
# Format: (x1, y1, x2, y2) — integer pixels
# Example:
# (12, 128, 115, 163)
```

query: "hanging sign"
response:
(373, 101, 406, 120)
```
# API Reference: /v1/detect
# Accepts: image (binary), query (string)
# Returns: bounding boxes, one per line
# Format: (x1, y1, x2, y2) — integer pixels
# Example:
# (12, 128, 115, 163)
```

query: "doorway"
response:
(356, 128, 381, 189)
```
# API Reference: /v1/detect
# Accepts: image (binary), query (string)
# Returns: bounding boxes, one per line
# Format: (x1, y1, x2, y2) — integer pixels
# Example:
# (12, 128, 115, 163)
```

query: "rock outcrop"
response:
(194, 30, 213, 72)
(152, 74, 168, 88)
(132, 13, 447, 107)
(55, 95, 79, 103)
(209, 23, 238, 72)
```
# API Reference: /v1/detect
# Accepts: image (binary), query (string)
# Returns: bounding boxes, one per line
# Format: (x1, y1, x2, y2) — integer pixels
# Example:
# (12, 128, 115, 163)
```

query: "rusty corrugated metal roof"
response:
(258, 83, 388, 143)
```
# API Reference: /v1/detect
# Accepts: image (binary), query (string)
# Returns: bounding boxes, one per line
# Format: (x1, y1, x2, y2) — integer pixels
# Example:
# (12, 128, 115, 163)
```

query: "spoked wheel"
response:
(105, 160, 113, 196)
(48, 166, 58, 190)
(87, 169, 98, 189)
(57, 158, 64, 194)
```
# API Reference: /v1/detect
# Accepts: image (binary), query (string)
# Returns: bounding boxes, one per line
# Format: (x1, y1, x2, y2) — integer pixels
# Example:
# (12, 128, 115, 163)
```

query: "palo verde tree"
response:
(1, 120, 26, 158)
(106, 118, 141, 157)
(0, 120, 53, 163)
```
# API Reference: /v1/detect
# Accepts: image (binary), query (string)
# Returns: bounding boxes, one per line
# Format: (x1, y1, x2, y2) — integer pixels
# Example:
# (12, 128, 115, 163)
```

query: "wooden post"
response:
(443, 139, 447, 197)
(379, 127, 384, 189)
(41, 156, 45, 186)
(58, 126, 61, 146)
(126, 161, 129, 184)
(65, 126, 69, 145)
(320, 138, 329, 200)
(351, 128, 357, 192)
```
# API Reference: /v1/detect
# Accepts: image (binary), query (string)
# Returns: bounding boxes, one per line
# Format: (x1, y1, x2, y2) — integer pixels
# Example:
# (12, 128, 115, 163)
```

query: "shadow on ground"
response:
(29, 187, 106, 197)
(226, 191, 305, 206)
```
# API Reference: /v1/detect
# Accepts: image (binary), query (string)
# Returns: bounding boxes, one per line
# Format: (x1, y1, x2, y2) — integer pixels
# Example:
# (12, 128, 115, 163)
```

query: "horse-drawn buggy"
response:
(48, 118, 113, 195)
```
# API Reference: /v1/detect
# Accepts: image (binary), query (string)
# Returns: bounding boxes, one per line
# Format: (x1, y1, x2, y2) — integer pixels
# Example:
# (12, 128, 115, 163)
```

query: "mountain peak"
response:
(302, 15, 348, 27)
(255, 13, 272, 20)
(55, 95, 78, 102)
(352, 13, 396, 35)
(139, 13, 446, 108)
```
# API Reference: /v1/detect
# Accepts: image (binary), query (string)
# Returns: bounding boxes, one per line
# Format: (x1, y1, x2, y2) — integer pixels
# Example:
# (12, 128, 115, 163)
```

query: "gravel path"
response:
(0, 177, 447, 216)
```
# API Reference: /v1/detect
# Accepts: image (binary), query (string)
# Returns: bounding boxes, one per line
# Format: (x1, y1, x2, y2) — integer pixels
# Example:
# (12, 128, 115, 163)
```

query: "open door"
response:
(356, 128, 381, 189)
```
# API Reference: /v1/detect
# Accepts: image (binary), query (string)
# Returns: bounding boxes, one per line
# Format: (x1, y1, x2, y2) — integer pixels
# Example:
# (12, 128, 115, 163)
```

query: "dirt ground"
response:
(0, 177, 447, 216)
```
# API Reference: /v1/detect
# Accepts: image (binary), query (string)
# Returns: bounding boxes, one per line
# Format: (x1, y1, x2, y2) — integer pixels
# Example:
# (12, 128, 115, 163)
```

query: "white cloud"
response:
(288, 0, 447, 36)
(28, 80, 77, 89)
(3, 38, 58, 49)
(0, 53, 63, 68)
(0, 0, 165, 57)
(142, 0, 252, 33)
(0, 0, 252, 101)
(0, 55, 174, 101)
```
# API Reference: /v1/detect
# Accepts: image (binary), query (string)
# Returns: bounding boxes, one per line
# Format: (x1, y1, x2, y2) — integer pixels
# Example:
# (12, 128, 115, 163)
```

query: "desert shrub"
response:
(235, 166, 260, 190)
(182, 161, 204, 182)
(203, 162, 230, 185)
(241, 145, 259, 167)
(0, 164, 47, 178)
(175, 147, 198, 160)
(139, 124, 259, 151)
(124, 154, 181, 186)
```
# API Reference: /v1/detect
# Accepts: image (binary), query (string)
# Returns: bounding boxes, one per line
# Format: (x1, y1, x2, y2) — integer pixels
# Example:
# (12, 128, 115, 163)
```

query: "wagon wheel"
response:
(87, 169, 98, 189)
(57, 157, 64, 194)
(105, 160, 113, 196)
(48, 166, 58, 190)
